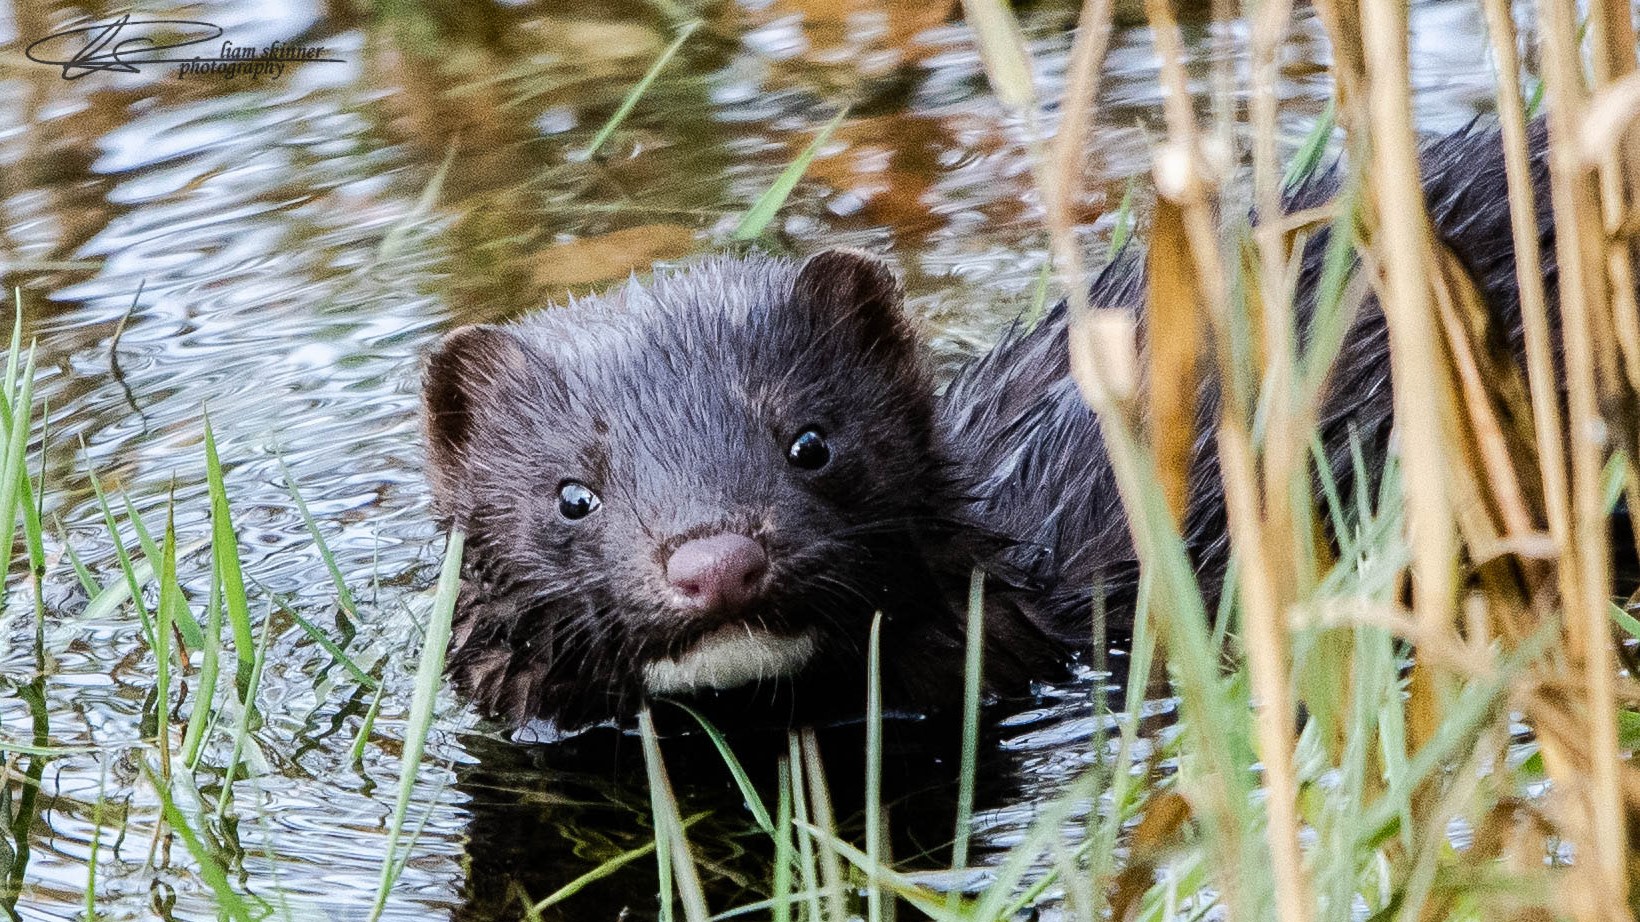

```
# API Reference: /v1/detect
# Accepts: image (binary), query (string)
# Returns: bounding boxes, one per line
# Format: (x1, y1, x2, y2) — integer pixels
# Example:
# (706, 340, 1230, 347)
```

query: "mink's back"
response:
(941, 121, 1558, 636)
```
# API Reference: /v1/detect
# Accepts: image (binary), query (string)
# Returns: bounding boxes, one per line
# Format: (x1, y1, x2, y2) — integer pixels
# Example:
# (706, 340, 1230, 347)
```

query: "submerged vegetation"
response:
(3, 0, 1640, 919)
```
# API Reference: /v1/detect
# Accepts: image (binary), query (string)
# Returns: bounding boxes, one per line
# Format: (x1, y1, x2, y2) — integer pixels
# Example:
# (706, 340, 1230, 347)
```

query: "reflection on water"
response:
(0, 0, 1503, 917)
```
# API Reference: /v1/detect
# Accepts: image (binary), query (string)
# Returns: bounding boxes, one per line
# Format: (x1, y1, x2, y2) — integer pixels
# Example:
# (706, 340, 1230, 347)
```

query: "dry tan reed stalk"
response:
(1140, 0, 1313, 915)
(1537, 0, 1629, 907)
(955, 0, 1035, 111)
(1047, 0, 1114, 325)
(1215, 424, 1314, 920)
(1579, 81, 1640, 401)
(1050, 0, 1123, 422)
(1305, 0, 1367, 133)
(1589, 0, 1637, 86)
(1358, 0, 1458, 668)
(1311, 598, 1498, 678)
(1480, 0, 1575, 614)
(1430, 246, 1541, 543)
(962, 0, 1135, 416)
(1580, 77, 1640, 425)
(1208, 0, 1237, 167)
(1246, 0, 1354, 774)
(1246, 0, 1305, 643)
(1247, 0, 1300, 363)
(1054, 117, 1251, 915)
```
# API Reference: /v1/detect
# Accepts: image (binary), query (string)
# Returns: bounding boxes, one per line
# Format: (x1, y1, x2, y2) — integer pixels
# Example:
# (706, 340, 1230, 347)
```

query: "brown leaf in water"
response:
(806, 115, 973, 238)
(530, 224, 701, 289)
(771, 0, 958, 56)
(1108, 791, 1193, 921)
(525, 16, 666, 66)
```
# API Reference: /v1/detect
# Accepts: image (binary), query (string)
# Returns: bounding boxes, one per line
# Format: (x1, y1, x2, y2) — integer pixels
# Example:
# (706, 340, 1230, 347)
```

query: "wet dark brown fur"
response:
(423, 251, 1065, 732)
(423, 120, 1561, 734)
(945, 119, 1559, 636)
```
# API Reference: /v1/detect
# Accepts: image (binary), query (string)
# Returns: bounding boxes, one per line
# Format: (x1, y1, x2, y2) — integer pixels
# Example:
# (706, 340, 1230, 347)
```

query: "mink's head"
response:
(422, 250, 958, 730)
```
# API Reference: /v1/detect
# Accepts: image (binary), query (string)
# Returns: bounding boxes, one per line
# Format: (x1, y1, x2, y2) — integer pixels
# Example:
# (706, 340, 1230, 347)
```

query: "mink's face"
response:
(422, 251, 947, 729)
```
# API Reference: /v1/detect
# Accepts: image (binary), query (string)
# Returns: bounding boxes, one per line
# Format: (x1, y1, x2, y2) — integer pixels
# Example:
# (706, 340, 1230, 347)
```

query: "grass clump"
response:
(0, 301, 443, 917)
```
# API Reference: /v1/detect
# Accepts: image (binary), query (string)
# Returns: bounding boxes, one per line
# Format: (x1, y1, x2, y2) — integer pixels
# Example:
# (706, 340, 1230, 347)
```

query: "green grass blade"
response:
(1072, 572, 1158, 919)
(864, 611, 884, 922)
(662, 700, 772, 833)
(204, 414, 256, 704)
(1526, 76, 1546, 117)
(55, 518, 98, 596)
(367, 530, 463, 922)
(639, 708, 710, 922)
(949, 569, 985, 908)
(15, 396, 47, 588)
(529, 814, 705, 912)
(797, 731, 847, 922)
(181, 554, 224, 768)
(1601, 450, 1627, 513)
(773, 758, 794, 922)
(1352, 618, 1559, 850)
(144, 762, 254, 922)
(375, 139, 458, 266)
(85, 759, 107, 919)
(280, 460, 358, 618)
(731, 108, 849, 241)
(787, 733, 822, 922)
(259, 585, 377, 689)
(797, 821, 973, 918)
(121, 494, 205, 649)
(0, 737, 118, 756)
(155, 501, 178, 768)
(581, 20, 701, 160)
(1023, 260, 1054, 327)
(4, 292, 20, 409)
(84, 466, 155, 644)
(217, 600, 276, 822)
(1612, 602, 1640, 640)
(79, 537, 208, 624)
(1282, 99, 1336, 187)
(1108, 179, 1137, 259)
(0, 345, 35, 584)
(350, 679, 388, 765)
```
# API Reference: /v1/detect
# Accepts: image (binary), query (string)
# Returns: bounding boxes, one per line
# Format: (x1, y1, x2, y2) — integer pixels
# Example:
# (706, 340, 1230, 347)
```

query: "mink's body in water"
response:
(423, 122, 1560, 734)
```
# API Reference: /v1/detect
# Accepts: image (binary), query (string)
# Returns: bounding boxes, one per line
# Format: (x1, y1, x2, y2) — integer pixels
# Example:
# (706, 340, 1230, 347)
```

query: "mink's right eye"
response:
(786, 428, 831, 470)
(558, 481, 602, 520)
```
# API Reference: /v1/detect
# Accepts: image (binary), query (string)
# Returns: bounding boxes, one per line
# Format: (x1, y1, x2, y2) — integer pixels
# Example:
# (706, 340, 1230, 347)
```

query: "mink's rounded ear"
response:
(792, 248, 915, 362)
(421, 324, 528, 497)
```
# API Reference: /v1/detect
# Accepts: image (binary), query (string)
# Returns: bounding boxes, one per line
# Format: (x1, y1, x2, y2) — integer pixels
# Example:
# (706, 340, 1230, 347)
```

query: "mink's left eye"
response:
(558, 480, 602, 520)
(786, 428, 831, 470)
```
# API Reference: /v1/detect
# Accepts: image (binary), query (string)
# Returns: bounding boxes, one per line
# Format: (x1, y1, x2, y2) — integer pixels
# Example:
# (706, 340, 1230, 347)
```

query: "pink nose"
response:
(666, 534, 769, 613)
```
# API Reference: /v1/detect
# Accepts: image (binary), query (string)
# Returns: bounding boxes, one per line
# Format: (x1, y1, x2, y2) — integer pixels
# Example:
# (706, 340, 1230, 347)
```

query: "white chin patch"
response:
(642, 626, 818, 695)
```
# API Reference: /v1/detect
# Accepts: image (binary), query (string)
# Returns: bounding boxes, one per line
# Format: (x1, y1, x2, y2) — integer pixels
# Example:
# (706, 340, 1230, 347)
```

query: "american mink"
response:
(422, 120, 1560, 734)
